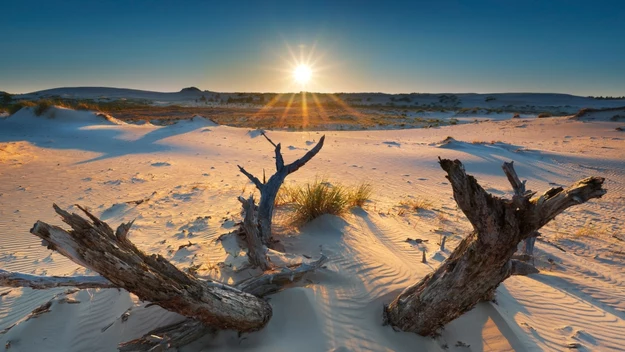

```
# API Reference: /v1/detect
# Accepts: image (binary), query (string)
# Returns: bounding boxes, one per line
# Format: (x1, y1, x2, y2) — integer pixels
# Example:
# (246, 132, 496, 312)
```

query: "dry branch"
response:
(0, 270, 114, 289)
(30, 204, 272, 332)
(1, 203, 329, 351)
(237, 134, 325, 247)
(236, 254, 328, 297)
(385, 158, 606, 336)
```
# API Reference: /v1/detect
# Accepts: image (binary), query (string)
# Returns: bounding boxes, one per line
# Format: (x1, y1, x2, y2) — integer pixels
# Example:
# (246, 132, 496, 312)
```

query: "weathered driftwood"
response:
(0, 270, 114, 289)
(118, 319, 215, 352)
(385, 159, 606, 336)
(30, 204, 272, 332)
(3, 204, 328, 350)
(236, 254, 328, 297)
(238, 196, 271, 270)
(238, 132, 325, 246)
(114, 255, 328, 351)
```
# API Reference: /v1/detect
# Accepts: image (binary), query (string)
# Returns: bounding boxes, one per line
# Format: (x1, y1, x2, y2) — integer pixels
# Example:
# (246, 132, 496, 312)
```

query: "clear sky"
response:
(1, 0, 624, 95)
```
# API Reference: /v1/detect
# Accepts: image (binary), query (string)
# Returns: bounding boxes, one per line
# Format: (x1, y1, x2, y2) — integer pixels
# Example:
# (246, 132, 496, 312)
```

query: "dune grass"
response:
(34, 100, 54, 116)
(399, 197, 433, 212)
(276, 179, 372, 224)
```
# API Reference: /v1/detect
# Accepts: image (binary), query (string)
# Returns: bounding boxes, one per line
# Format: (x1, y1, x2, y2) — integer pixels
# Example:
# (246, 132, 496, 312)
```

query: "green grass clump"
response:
(277, 179, 372, 224)
(347, 182, 373, 207)
(290, 179, 350, 224)
(1, 100, 36, 115)
(34, 100, 54, 116)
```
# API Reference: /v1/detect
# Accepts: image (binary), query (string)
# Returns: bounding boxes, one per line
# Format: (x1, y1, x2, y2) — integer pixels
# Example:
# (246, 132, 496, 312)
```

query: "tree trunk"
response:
(385, 159, 606, 336)
(3, 203, 328, 350)
(31, 204, 272, 332)
(238, 132, 325, 247)
(238, 196, 271, 270)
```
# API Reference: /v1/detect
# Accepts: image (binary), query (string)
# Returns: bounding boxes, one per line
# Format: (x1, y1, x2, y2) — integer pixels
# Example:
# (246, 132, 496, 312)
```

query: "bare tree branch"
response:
(240, 196, 271, 270)
(237, 165, 264, 190)
(30, 204, 272, 332)
(386, 159, 606, 336)
(118, 319, 215, 352)
(531, 176, 606, 231)
(438, 158, 502, 236)
(260, 131, 277, 148)
(117, 253, 327, 351)
(236, 254, 328, 297)
(0, 270, 114, 289)
(285, 135, 325, 174)
(237, 133, 326, 247)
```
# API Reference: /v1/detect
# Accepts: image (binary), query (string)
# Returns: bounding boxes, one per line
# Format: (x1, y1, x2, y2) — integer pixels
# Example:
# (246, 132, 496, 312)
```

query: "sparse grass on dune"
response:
(398, 197, 433, 213)
(574, 222, 608, 238)
(276, 179, 372, 224)
(537, 112, 552, 118)
(347, 182, 373, 207)
(34, 100, 54, 116)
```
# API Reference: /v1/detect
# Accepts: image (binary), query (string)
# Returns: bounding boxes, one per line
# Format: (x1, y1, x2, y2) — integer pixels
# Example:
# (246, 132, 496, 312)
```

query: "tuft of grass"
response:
(276, 179, 373, 224)
(34, 100, 53, 116)
(399, 197, 433, 212)
(4, 100, 36, 115)
(574, 223, 606, 238)
(275, 184, 296, 206)
(347, 182, 373, 207)
(289, 179, 350, 224)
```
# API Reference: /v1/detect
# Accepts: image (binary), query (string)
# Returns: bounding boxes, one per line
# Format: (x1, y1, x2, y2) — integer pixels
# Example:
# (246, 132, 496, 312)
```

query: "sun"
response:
(293, 64, 312, 84)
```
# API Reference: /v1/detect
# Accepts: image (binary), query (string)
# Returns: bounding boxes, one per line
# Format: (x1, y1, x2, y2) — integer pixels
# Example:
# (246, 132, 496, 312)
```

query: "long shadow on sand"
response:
(0, 116, 212, 164)
(435, 137, 622, 187)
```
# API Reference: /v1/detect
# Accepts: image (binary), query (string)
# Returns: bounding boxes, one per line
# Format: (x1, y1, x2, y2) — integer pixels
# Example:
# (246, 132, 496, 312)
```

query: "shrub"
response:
(277, 179, 372, 224)
(399, 197, 432, 212)
(449, 118, 458, 125)
(288, 179, 350, 224)
(34, 100, 53, 116)
(574, 223, 606, 238)
(537, 112, 552, 118)
(7, 100, 36, 115)
(347, 182, 373, 207)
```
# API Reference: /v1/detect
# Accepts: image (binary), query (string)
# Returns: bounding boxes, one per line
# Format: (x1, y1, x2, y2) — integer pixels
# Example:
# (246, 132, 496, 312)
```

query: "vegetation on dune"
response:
(398, 197, 433, 213)
(276, 179, 372, 224)
(1, 96, 154, 116)
(34, 100, 54, 116)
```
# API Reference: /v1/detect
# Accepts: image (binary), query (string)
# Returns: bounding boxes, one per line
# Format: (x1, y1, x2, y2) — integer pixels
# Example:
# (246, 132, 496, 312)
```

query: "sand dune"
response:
(1, 107, 624, 351)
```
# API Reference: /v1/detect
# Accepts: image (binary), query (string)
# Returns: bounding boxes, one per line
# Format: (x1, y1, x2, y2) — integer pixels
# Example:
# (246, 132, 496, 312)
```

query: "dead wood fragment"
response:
(385, 158, 605, 336)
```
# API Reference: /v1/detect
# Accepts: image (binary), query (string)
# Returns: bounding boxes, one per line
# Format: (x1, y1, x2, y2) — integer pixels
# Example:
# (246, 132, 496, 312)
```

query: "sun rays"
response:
(251, 43, 356, 129)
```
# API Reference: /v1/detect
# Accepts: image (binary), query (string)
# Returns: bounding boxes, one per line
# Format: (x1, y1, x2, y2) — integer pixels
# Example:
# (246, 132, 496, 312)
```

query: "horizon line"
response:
(4, 85, 623, 98)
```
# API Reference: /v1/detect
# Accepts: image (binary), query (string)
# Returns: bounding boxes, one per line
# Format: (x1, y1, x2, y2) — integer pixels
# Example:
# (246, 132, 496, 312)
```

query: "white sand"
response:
(1, 105, 624, 351)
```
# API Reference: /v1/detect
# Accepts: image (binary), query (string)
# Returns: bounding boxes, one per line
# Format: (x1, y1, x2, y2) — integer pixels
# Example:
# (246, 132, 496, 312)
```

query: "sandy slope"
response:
(0, 107, 624, 351)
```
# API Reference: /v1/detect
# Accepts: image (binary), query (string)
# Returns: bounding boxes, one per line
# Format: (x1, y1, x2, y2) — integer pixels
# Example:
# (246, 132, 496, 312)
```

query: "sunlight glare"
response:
(293, 65, 312, 84)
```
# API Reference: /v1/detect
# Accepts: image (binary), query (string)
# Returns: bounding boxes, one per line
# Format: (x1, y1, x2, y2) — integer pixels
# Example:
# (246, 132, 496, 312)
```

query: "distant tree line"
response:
(588, 96, 625, 100)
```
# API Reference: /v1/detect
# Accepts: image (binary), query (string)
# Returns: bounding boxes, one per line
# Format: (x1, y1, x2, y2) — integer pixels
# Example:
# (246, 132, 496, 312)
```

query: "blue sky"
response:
(1, 0, 624, 95)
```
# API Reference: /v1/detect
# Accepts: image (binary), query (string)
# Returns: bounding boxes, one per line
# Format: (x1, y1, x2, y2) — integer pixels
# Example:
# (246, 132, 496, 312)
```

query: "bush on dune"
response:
(34, 100, 54, 116)
(347, 182, 373, 207)
(277, 179, 372, 224)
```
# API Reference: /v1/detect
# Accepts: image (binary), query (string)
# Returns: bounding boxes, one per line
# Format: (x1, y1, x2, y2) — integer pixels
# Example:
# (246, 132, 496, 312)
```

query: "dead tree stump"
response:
(384, 159, 606, 336)
(238, 132, 325, 247)
(31, 204, 272, 332)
